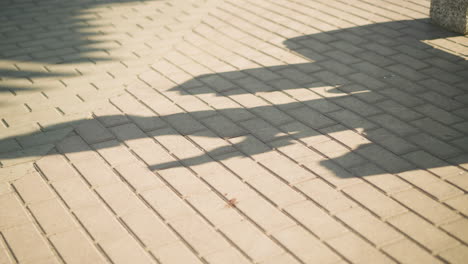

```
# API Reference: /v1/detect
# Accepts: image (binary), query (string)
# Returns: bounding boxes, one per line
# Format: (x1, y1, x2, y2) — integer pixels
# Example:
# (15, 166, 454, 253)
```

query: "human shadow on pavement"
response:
(1, 19, 467, 179)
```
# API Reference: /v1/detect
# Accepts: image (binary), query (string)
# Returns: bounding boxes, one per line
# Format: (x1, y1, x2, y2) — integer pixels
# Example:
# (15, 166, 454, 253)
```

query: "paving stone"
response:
(382, 239, 443, 264)
(50, 229, 107, 264)
(284, 200, 349, 239)
(445, 194, 468, 216)
(115, 162, 164, 191)
(355, 144, 414, 174)
(95, 182, 147, 216)
(441, 218, 468, 244)
(73, 204, 127, 243)
(388, 212, 459, 252)
(376, 100, 423, 121)
(220, 220, 284, 262)
(75, 119, 114, 144)
(418, 91, 464, 111)
(93, 140, 140, 167)
(73, 156, 119, 187)
(398, 169, 463, 200)
(152, 241, 203, 264)
(328, 109, 378, 131)
(29, 198, 77, 235)
(0, 193, 31, 230)
(260, 252, 304, 264)
(335, 207, 403, 246)
(13, 170, 56, 204)
(287, 106, 336, 129)
(350, 163, 412, 194)
(236, 194, 296, 232)
(200, 115, 248, 138)
(112, 124, 177, 168)
(203, 247, 251, 264)
(415, 103, 463, 125)
(393, 188, 460, 224)
(141, 186, 193, 221)
(256, 152, 316, 184)
(409, 133, 462, 159)
(379, 88, 424, 107)
(327, 232, 395, 264)
(0, 240, 14, 264)
(333, 96, 382, 116)
(296, 179, 357, 213)
(52, 177, 100, 209)
(1, 0, 467, 262)
(188, 192, 245, 228)
(100, 235, 155, 264)
(369, 114, 419, 137)
(439, 245, 468, 264)
(16, 127, 73, 149)
(35, 154, 79, 182)
(404, 151, 466, 180)
(2, 223, 54, 263)
(56, 136, 95, 163)
(272, 225, 341, 264)
(411, 117, 462, 140)
(170, 214, 232, 256)
(343, 182, 408, 219)
(366, 128, 418, 155)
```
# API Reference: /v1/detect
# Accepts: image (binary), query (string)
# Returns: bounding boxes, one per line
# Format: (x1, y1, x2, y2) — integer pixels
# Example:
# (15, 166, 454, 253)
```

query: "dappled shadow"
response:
(0, 0, 164, 94)
(1, 18, 467, 179)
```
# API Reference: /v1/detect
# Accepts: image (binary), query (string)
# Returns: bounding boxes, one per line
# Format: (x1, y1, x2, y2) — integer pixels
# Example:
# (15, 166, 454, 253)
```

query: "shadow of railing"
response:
(0, 0, 163, 94)
(1, 18, 467, 178)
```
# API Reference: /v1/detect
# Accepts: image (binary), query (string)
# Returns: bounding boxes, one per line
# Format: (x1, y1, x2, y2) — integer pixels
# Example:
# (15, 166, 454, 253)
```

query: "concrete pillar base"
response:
(430, 0, 468, 34)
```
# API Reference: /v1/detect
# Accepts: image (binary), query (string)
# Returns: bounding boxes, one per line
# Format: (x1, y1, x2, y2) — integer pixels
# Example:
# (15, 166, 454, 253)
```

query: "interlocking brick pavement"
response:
(1, 0, 468, 263)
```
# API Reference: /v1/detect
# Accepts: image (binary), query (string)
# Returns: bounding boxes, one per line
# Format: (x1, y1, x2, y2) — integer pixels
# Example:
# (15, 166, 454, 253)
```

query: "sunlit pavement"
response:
(1, 0, 468, 263)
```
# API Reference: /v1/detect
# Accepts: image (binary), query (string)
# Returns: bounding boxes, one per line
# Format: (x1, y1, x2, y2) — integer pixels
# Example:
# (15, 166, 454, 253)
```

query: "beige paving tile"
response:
(73, 204, 128, 243)
(1, 0, 467, 263)
(186, 192, 245, 227)
(170, 214, 231, 256)
(235, 195, 296, 232)
(327, 233, 395, 264)
(335, 207, 403, 246)
(52, 177, 100, 209)
(99, 235, 155, 264)
(382, 239, 443, 264)
(0, 193, 31, 230)
(439, 245, 468, 264)
(152, 241, 202, 264)
(29, 198, 77, 235)
(273, 225, 341, 263)
(441, 218, 468, 244)
(121, 209, 179, 251)
(220, 220, 284, 262)
(392, 188, 460, 224)
(141, 186, 194, 221)
(203, 247, 251, 264)
(0, 234, 14, 264)
(50, 229, 107, 264)
(35, 153, 80, 182)
(388, 212, 459, 252)
(13, 171, 56, 204)
(296, 179, 357, 213)
(343, 182, 407, 219)
(2, 223, 54, 263)
(284, 200, 349, 239)
(95, 182, 147, 216)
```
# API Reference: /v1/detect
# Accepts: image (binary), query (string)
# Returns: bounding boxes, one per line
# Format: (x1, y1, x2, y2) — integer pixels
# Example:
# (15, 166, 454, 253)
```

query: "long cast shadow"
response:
(1, 19, 467, 178)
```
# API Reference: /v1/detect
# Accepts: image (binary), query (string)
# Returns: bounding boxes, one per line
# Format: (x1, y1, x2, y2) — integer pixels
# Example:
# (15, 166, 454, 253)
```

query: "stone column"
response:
(430, 0, 468, 34)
